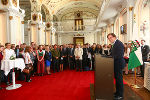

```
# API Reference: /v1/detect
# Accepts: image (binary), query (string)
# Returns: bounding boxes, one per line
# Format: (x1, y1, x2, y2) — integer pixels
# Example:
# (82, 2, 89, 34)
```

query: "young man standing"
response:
(107, 33, 125, 100)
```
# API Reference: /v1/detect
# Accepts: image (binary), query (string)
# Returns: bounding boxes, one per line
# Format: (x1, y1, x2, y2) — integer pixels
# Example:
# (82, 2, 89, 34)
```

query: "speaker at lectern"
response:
(94, 54, 114, 100)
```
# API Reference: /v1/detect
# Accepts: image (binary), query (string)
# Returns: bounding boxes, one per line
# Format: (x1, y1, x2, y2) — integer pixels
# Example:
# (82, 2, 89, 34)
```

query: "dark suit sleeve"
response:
(112, 40, 124, 59)
(142, 45, 150, 61)
(142, 45, 150, 57)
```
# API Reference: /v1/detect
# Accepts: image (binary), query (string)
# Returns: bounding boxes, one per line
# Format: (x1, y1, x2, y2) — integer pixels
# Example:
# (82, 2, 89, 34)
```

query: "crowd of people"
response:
(0, 39, 150, 90)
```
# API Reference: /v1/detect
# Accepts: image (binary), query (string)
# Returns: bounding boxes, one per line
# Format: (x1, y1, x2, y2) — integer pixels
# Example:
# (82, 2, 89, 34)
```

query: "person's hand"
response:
(56, 57, 58, 59)
(70, 56, 72, 57)
(62, 56, 64, 58)
(147, 59, 150, 61)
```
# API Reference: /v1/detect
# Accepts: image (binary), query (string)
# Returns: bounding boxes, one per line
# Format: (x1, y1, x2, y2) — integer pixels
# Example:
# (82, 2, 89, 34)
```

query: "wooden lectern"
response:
(94, 54, 114, 100)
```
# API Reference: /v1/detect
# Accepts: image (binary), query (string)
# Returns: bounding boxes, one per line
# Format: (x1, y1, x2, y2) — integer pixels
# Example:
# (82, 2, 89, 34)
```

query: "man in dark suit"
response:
(141, 40, 150, 77)
(51, 45, 60, 73)
(62, 44, 68, 69)
(82, 44, 88, 70)
(68, 44, 75, 69)
(91, 43, 98, 70)
(107, 33, 125, 100)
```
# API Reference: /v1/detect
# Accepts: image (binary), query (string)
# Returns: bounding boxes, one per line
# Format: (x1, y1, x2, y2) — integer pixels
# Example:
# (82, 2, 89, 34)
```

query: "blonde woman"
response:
(44, 45, 52, 75)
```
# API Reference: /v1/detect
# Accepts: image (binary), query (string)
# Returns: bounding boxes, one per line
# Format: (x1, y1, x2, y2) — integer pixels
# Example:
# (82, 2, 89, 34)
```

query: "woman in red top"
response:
(0, 45, 4, 90)
(37, 45, 45, 76)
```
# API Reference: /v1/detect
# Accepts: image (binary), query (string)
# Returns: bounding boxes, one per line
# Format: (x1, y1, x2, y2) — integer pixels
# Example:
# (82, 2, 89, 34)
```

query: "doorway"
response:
(73, 37, 84, 46)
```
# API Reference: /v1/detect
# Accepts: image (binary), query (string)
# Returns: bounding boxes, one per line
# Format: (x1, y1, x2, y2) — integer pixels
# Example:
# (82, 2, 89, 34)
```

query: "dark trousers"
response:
(63, 57, 68, 69)
(25, 72, 31, 81)
(32, 59, 37, 75)
(114, 66, 124, 97)
(87, 58, 91, 68)
(75, 59, 82, 71)
(69, 57, 75, 70)
(5, 69, 13, 83)
(92, 56, 95, 70)
(82, 57, 88, 69)
(53, 58, 59, 72)
(140, 62, 145, 77)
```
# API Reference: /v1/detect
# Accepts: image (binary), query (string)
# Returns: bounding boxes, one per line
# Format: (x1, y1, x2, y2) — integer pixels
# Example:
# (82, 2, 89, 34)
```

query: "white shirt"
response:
(74, 47, 83, 60)
(24, 52, 32, 64)
(124, 48, 130, 58)
(4, 49, 15, 60)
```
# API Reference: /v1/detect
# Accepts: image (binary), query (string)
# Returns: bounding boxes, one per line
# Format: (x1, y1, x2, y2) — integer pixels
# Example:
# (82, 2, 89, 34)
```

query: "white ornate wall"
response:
(0, 12, 7, 45)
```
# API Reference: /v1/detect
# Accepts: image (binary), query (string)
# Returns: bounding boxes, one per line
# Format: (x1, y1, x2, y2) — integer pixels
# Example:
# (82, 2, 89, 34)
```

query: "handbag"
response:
(23, 64, 33, 74)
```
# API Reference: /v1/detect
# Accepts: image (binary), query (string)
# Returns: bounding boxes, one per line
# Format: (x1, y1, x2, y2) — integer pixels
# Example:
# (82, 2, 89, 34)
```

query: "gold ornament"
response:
(21, 21, 24, 24)
(12, 0, 17, 7)
(9, 16, 13, 20)
(39, 15, 41, 21)
(46, 23, 51, 28)
(129, 7, 133, 11)
(1, 0, 8, 5)
(32, 14, 37, 21)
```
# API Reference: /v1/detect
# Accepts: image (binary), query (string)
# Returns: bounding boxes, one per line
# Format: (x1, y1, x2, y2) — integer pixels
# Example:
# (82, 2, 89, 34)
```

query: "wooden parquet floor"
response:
(123, 74, 150, 100)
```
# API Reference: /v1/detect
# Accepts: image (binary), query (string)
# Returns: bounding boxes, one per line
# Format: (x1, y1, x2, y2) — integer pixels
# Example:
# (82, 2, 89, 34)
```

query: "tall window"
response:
(74, 11, 83, 31)
(75, 19, 83, 31)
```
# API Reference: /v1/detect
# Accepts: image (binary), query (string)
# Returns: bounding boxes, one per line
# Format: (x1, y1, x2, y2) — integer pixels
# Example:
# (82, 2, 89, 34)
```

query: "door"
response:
(73, 37, 84, 46)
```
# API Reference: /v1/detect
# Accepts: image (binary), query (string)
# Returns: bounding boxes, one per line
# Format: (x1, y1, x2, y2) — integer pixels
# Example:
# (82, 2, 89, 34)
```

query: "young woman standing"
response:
(44, 45, 52, 75)
(37, 45, 45, 76)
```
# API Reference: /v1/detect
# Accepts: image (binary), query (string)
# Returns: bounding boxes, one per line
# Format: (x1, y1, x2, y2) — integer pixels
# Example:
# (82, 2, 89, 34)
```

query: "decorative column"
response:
(0, 0, 25, 44)
(94, 32, 97, 43)
(57, 33, 61, 45)
(111, 24, 114, 33)
(127, 7, 134, 41)
(127, 0, 135, 41)
(45, 22, 51, 45)
(38, 23, 46, 45)
(50, 22, 56, 45)
(30, 11, 45, 45)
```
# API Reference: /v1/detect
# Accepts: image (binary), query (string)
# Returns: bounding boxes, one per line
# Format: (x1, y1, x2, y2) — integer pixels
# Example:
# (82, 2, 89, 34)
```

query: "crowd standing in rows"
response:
(0, 40, 150, 90)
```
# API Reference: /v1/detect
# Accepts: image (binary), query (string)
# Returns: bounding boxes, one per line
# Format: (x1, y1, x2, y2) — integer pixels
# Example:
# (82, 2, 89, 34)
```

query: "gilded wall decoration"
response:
(46, 23, 51, 28)
(32, 14, 37, 21)
(39, 15, 41, 21)
(9, 16, 13, 20)
(12, 0, 17, 7)
(1, 0, 8, 5)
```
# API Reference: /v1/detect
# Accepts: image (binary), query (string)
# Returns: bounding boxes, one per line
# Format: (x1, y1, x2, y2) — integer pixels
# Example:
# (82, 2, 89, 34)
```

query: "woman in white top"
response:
(3, 43, 15, 60)
(2, 43, 15, 85)
(24, 46, 32, 82)
(124, 43, 130, 75)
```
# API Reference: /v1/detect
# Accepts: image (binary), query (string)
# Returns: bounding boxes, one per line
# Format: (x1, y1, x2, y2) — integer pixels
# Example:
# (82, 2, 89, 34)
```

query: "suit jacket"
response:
(141, 45, 150, 61)
(62, 48, 68, 57)
(112, 39, 125, 69)
(83, 48, 88, 59)
(91, 47, 98, 56)
(51, 49, 60, 58)
(68, 48, 75, 57)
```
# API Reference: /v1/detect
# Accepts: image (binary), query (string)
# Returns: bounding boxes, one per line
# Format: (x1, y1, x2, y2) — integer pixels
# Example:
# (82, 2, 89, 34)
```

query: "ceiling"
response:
(97, 0, 126, 28)
(19, 0, 104, 22)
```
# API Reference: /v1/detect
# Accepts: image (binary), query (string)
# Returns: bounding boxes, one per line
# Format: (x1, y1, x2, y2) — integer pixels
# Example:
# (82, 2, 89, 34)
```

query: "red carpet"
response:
(0, 70, 127, 100)
(0, 70, 94, 100)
